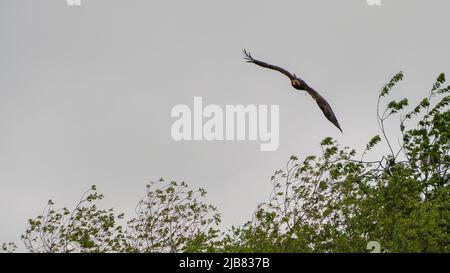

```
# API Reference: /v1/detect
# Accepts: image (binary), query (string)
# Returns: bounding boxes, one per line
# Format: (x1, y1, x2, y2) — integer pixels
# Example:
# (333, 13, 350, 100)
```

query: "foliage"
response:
(126, 179, 221, 253)
(1, 242, 17, 253)
(21, 186, 127, 253)
(18, 180, 221, 253)
(221, 72, 449, 253)
(3, 73, 449, 253)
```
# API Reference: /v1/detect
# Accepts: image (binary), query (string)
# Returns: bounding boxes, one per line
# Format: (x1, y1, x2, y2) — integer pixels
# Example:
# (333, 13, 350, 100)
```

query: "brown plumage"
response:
(243, 49, 342, 132)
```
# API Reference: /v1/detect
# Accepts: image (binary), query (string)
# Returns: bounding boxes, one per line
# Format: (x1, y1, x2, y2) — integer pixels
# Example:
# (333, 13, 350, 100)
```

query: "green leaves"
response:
(432, 73, 446, 92)
(20, 186, 128, 253)
(223, 72, 449, 253)
(430, 95, 450, 115)
(7, 73, 449, 253)
(380, 71, 404, 97)
(386, 98, 409, 115)
(366, 135, 382, 151)
(19, 180, 221, 253)
(125, 179, 221, 253)
(320, 137, 334, 146)
(1, 242, 17, 253)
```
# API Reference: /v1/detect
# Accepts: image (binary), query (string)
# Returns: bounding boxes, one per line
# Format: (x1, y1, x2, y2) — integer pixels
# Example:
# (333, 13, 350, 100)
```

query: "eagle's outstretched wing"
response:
(315, 94, 343, 133)
(243, 49, 295, 80)
(301, 87, 342, 132)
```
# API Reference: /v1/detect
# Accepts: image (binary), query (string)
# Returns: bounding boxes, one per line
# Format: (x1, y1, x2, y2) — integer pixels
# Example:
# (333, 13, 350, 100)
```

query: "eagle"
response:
(243, 49, 342, 132)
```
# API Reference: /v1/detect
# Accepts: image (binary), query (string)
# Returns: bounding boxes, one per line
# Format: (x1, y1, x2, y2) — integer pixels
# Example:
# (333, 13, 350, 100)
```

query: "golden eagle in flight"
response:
(243, 49, 342, 132)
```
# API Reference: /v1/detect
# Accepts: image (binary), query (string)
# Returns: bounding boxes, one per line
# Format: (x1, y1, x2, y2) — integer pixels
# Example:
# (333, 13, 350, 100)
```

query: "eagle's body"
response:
(243, 49, 342, 132)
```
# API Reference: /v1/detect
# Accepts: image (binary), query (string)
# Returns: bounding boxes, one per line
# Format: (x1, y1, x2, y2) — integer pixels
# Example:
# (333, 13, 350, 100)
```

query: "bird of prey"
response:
(243, 49, 342, 132)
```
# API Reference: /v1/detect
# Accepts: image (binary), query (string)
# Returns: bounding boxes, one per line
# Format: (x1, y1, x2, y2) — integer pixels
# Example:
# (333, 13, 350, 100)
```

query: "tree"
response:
(21, 185, 127, 253)
(126, 179, 221, 253)
(18, 180, 221, 253)
(3, 72, 449, 253)
(221, 72, 449, 253)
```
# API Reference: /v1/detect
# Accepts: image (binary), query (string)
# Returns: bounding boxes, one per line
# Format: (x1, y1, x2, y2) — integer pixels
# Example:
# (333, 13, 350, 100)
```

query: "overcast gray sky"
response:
(0, 0, 449, 247)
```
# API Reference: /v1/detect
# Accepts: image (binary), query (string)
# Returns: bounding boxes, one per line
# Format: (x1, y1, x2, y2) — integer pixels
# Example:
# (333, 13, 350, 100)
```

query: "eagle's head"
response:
(291, 78, 304, 90)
